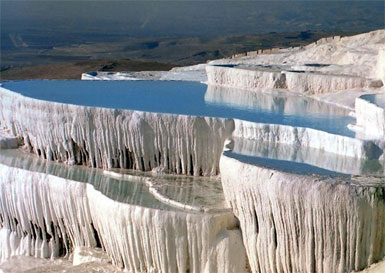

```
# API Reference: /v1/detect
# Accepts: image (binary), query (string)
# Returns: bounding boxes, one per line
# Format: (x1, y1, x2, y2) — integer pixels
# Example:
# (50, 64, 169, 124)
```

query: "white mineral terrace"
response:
(208, 30, 384, 96)
(81, 64, 208, 83)
(220, 149, 385, 273)
(1, 78, 368, 176)
(0, 149, 247, 272)
(230, 137, 385, 176)
(355, 93, 385, 137)
(1, 30, 385, 273)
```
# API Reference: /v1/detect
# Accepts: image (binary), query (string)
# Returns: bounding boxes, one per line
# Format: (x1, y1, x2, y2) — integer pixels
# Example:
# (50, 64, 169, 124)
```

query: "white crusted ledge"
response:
(220, 151, 385, 273)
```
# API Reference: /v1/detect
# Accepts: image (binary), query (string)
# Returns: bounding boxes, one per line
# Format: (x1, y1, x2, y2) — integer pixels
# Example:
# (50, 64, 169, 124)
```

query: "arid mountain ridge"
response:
(1, 30, 363, 80)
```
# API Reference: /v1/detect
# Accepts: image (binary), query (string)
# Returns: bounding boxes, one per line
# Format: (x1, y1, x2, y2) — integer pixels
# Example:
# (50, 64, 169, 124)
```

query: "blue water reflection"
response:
(2, 80, 354, 136)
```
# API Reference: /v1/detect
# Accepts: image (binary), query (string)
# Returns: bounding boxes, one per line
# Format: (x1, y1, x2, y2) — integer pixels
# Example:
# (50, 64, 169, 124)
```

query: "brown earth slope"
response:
(0, 59, 175, 80)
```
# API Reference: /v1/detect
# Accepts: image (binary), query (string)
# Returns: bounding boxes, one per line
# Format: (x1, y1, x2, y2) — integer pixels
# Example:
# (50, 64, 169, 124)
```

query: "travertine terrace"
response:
(1, 29, 385, 273)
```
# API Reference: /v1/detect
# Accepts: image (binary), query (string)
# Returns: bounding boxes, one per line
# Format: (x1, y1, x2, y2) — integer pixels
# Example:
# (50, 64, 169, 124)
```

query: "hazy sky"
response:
(2, 1, 384, 37)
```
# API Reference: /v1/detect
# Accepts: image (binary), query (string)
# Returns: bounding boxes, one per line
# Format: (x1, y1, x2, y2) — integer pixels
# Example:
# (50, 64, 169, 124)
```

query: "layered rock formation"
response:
(0, 87, 233, 176)
(231, 137, 385, 176)
(220, 151, 385, 273)
(2, 81, 369, 176)
(206, 65, 286, 90)
(0, 152, 248, 273)
(1, 29, 385, 273)
(210, 30, 385, 273)
(207, 30, 384, 96)
(232, 120, 381, 159)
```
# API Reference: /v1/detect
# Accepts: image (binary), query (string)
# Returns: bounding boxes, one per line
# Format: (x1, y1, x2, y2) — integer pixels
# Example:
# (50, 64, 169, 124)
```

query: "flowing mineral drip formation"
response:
(0, 164, 97, 262)
(0, 158, 249, 273)
(0, 87, 234, 176)
(1, 30, 385, 273)
(220, 151, 385, 273)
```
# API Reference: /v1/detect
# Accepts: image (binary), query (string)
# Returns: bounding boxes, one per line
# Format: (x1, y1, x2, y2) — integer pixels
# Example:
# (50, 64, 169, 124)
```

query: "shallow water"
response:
(2, 80, 354, 136)
(0, 149, 227, 212)
(361, 93, 385, 108)
(228, 138, 385, 177)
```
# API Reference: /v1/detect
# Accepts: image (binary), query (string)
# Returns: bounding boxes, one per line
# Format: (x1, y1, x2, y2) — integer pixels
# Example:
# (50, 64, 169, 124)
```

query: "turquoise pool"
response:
(2, 80, 354, 137)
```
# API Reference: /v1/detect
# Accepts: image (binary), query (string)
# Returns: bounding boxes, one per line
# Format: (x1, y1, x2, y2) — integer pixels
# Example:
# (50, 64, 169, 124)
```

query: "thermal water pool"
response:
(1, 80, 383, 272)
(361, 93, 385, 108)
(0, 149, 228, 212)
(1, 80, 354, 137)
(0, 149, 246, 272)
(227, 138, 385, 177)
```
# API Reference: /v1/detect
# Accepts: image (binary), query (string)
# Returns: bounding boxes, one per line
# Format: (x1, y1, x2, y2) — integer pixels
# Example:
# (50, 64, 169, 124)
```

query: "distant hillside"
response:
(0, 30, 363, 80)
(0, 59, 175, 81)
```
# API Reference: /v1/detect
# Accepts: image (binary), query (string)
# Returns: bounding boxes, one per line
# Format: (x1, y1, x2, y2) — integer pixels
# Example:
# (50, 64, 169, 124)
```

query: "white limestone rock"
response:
(0, 160, 249, 273)
(284, 71, 380, 94)
(2, 85, 381, 177)
(232, 119, 382, 159)
(206, 64, 382, 95)
(220, 152, 385, 273)
(206, 65, 286, 90)
(0, 166, 97, 263)
(88, 187, 247, 273)
(0, 87, 234, 176)
(355, 94, 385, 137)
(81, 64, 207, 82)
(207, 30, 385, 95)
(376, 47, 385, 84)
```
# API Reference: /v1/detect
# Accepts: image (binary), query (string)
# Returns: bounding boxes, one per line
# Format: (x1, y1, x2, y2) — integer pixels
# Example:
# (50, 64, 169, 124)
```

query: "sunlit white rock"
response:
(220, 151, 385, 273)
(355, 94, 385, 137)
(232, 120, 382, 159)
(284, 71, 381, 94)
(0, 156, 248, 272)
(206, 65, 286, 90)
(207, 30, 385, 96)
(0, 87, 233, 176)
(376, 47, 385, 83)
(81, 64, 207, 82)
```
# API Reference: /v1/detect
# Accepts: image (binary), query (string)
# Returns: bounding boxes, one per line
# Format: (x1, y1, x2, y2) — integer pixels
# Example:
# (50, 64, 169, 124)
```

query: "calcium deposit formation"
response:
(1, 30, 385, 273)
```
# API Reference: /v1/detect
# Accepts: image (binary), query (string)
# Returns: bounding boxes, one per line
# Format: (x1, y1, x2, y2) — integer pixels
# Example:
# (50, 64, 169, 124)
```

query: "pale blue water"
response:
(0, 149, 225, 211)
(2, 80, 354, 137)
(227, 151, 385, 177)
(361, 93, 385, 108)
(226, 138, 385, 177)
(226, 152, 348, 177)
(0, 149, 171, 210)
